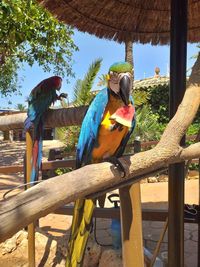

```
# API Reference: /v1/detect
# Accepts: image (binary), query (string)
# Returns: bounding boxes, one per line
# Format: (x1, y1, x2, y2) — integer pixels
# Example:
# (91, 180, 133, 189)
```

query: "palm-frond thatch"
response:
(37, 0, 200, 45)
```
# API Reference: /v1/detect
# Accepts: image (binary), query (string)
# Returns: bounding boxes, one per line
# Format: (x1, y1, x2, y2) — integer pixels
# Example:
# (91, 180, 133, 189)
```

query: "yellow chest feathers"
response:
(92, 94, 129, 162)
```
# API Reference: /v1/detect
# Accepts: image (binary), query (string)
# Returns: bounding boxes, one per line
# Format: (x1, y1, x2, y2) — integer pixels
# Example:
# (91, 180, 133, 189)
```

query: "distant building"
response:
(0, 109, 54, 141)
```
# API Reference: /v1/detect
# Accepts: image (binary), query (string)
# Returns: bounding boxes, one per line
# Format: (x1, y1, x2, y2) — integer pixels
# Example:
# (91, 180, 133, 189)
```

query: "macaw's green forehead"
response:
(109, 61, 133, 73)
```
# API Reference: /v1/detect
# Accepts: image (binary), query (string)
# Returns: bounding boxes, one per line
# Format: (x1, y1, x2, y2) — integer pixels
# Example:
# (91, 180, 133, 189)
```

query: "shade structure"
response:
(37, 0, 200, 44)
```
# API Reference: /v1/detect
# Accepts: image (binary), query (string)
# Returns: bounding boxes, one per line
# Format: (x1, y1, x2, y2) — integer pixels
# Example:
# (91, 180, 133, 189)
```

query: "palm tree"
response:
(125, 40, 134, 79)
(73, 58, 102, 106)
(15, 103, 26, 111)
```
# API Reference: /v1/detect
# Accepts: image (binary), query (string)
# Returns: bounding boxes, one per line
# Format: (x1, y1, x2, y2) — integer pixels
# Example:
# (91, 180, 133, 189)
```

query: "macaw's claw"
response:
(106, 157, 126, 178)
(58, 93, 68, 100)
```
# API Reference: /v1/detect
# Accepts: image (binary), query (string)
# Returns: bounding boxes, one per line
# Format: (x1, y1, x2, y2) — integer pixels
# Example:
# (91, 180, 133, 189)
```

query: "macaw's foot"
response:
(57, 93, 68, 100)
(106, 157, 126, 178)
(97, 194, 106, 208)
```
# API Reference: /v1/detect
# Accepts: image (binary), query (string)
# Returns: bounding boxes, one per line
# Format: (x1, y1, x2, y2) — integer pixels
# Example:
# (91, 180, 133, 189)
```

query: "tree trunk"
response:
(125, 41, 134, 80)
(123, 40, 144, 266)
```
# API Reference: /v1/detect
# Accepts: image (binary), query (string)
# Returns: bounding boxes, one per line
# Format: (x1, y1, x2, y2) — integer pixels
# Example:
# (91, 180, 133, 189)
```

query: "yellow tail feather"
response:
(66, 198, 95, 267)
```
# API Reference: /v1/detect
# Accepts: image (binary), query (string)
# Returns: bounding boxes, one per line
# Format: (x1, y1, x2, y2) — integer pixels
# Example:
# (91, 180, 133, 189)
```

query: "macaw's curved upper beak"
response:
(119, 75, 131, 106)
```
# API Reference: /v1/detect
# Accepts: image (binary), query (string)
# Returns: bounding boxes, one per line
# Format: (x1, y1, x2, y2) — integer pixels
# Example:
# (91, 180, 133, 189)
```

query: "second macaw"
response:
(66, 61, 136, 267)
(24, 76, 66, 182)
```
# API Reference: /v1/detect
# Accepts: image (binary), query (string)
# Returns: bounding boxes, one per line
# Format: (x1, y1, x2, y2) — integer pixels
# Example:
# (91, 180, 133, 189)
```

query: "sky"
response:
(0, 29, 199, 108)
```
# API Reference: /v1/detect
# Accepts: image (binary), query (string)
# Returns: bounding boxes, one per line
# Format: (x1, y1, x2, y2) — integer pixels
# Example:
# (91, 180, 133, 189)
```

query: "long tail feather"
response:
(24, 117, 33, 131)
(66, 199, 95, 267)
(31, 119, 43, 182)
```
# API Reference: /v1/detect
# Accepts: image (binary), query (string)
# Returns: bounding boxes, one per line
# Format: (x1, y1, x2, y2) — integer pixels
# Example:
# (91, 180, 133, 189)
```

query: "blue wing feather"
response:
(24, 89, 57, 130)
(76, 88, 109, 168)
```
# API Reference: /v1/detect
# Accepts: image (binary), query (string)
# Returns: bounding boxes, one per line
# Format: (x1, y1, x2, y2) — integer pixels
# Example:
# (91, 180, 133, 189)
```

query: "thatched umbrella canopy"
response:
(37, 0, 200, 45)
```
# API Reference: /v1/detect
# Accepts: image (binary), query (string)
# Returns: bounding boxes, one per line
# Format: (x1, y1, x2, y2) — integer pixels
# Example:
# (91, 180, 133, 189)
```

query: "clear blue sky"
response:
(0, 29, 198, 108)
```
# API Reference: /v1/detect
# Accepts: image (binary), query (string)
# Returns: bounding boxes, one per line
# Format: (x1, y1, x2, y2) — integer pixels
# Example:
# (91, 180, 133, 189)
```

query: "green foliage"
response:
(15, 103, 26, 111)
(132, 89, 150, 107)
(130, 86, 164, 142)
(188, 163, 199, 171)
(73, 58, 102, 106)
(148, 85, 169, 124)
(187, 123, 199, 136)
(55, 167, 72, 175)
(131, 105, 163, 142)
(0, 0, 78, 96)
(97, 74, 108, 87)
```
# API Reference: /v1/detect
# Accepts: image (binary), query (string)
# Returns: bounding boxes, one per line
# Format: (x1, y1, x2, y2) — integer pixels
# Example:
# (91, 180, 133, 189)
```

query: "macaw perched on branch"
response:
(66, 62, 136, 267)
(24, 76, 66, 182)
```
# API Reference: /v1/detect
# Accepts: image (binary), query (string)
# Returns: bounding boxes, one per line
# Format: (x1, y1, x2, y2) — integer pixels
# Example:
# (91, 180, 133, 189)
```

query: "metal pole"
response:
(26, 131, 36, 267)
(168, 1, 188, 266)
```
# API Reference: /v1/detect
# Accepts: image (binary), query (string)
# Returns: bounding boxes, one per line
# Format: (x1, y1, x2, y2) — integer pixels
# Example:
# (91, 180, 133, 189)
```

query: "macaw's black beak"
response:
(119, 75, 130, 106)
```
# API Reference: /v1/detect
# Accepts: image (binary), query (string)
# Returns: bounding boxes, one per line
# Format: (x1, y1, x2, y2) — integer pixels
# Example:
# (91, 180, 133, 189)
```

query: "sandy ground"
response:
(0, 141, 199, 266)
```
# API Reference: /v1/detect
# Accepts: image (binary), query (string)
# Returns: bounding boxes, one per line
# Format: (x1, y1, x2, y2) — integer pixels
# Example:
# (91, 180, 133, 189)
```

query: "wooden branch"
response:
(0, 63, 199, 242)
(0, 81, 199, 242)
(179, 142, 200, 161)
(0, 138, 198, 243)
(0, 106, 88, 131)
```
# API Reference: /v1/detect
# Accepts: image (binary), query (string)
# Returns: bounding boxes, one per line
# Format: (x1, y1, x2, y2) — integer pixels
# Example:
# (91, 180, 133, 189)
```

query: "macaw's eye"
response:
(109, 71, 118, 78)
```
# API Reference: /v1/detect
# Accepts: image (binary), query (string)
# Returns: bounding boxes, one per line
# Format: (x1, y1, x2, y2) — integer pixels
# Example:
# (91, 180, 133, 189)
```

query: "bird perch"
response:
(0, 79, 199, 242)
(0, 106, 88, 131)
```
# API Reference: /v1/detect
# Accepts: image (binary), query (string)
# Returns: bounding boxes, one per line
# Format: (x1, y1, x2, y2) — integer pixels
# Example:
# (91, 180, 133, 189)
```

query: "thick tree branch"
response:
(0, 82, 199, 242)
(179, 142, 200, 161)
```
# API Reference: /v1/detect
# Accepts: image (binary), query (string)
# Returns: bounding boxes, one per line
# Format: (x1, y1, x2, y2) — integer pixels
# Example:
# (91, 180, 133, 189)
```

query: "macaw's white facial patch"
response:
(108, 72, 132, 94)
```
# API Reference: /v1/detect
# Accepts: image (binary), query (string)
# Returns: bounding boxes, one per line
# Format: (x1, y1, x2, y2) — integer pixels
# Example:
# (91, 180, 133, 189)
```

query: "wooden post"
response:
(198, 158, 200, 267)
(119, 139, 144, 267)
(25, 131, 35, 267)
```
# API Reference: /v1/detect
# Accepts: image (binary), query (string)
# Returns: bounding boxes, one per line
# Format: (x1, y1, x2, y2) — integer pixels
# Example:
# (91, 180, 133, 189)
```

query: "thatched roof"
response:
(134, 76, 169, 89)
(37, 0, 200, 45)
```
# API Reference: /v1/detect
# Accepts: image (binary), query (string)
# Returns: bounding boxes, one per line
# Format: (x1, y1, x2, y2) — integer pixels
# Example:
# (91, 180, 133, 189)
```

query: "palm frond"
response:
(73, 58, 102, 106)
(132, 89, 150, 107)
(97, 74, 108, 87)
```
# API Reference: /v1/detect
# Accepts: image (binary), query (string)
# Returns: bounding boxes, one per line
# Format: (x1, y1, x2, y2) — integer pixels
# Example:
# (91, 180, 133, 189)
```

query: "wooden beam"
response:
(0, 159, 76, 174)
(120, 139, 144, 267)
(54, 206, 168, 221)
(25, 131, 35, 267)
(0, 106, 87, 131)
(1, 158, 199, 175)
(53, 206, 200, 223)
(120, 184, 144, 267)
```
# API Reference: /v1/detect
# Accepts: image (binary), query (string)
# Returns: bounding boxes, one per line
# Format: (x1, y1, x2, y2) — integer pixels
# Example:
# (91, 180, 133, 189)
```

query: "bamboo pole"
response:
(25, 131, 35, 267)
(149, 218, 168, 267)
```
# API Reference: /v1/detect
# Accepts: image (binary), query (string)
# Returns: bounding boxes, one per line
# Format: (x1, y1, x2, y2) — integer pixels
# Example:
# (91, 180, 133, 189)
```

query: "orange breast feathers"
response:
(92, 94, 133, 162)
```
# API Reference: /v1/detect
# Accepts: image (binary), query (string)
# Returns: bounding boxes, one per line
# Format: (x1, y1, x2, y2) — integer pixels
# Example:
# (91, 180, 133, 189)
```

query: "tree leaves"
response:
(73, 58, 102, 106)
(0, 0, 78, 96)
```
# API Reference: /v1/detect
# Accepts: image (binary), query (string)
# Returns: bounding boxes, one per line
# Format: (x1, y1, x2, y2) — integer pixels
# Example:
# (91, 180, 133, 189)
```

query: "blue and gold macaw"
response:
(66, 62, 136, 267)
(24, 76, 65, 183)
